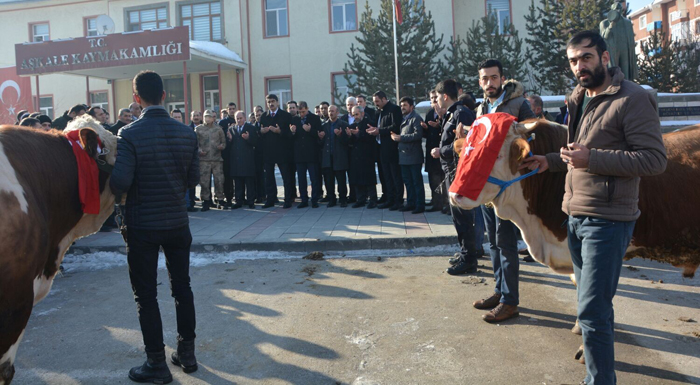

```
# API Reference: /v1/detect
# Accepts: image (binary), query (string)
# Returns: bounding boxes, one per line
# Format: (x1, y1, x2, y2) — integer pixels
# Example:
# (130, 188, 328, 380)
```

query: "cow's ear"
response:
(509, 137, 530, 175)
(454, 138, 465, 158)
(79, 128, 99, 158)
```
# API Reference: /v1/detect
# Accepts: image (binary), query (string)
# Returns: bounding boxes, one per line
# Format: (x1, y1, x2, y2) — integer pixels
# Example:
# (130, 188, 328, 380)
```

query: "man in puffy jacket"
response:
(110, 70, 200, 383)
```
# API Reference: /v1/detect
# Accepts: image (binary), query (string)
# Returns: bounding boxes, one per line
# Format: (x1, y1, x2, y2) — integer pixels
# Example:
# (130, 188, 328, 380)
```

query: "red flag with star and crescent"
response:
(394, 0, 403, 24)
(0, 66, 32, 125)
(449, 113, 517, 200)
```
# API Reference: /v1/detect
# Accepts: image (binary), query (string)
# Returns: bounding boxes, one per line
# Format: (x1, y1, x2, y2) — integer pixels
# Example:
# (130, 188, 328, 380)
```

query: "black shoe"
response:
(448, 252, 462, 265)
(352, 201, 366, 208)
(442, 206, 450, 215)
(426, 205, 442, 212)
(194, 196, 201, 202)
(262, 202, 274, 208)
(283, 202, 292, 209)
(389, 203, 402, 211)
(378, 195, 387, 204)
(255, 197, 265, 204)
(248, 203, 255, 209)
(298, 201, 309, 209)
(523, 254, 536, 263)
(399, 205, 415, 212)
(377, 202, 394, 209)
(320, 196, 330, 203)
(231, 203, 242, 209)
(412, 207, 425, 214)
(200, 202, 210, 212)
(312, 202, 319, 208)
(328, 200, 337, 208)
(340, 201, 347, 208)
(186, 207, 198, 212)
(367, 201, 377, 209)
(274, 198, 280, 204)
(348, 197, 357, 204)
(447, 259, 478, 275)
(171, 340, 198, 374)
(129, 351, 172, 384)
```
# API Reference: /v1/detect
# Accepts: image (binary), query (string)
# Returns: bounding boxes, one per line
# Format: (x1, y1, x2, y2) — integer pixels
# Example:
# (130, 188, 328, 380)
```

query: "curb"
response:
(68, 235, 459, 255)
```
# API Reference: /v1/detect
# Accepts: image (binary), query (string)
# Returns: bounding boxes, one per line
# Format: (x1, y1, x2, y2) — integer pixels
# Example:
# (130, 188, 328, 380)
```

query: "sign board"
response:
(15, 27, 190, 76)
(0, 66, 32, 124)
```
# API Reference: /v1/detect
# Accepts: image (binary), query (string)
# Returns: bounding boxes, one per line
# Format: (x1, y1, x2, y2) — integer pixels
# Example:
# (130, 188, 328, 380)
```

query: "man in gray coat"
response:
(392, 97, 424, 214)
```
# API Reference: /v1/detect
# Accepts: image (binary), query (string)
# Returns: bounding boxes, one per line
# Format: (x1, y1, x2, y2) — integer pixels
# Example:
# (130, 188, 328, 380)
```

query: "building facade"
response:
(0, 0, 530, 124)
(630, 0, 700, 51)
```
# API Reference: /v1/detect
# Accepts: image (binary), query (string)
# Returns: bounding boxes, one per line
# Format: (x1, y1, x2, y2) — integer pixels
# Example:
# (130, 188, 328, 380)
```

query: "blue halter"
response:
(486, 134, 539, 199)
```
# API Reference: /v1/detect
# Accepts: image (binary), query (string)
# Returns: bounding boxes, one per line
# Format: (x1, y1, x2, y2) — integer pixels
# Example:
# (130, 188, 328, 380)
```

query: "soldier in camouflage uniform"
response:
(195, 110, 226, 211)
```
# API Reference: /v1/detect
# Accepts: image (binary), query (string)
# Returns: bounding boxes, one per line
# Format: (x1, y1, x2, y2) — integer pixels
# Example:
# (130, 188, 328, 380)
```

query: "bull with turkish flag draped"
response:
(449, 113, 517, 200)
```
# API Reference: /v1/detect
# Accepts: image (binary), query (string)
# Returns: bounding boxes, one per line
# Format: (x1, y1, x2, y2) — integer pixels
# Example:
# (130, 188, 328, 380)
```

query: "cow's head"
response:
(450, 119, 567, 211)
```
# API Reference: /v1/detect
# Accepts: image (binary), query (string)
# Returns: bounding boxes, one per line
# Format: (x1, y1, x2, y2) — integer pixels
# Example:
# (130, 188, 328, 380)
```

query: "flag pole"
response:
(392, 0, 400, 103)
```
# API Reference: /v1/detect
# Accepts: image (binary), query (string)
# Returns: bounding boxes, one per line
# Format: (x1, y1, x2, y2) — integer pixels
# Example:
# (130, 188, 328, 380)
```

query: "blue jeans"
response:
(401, 164, 424, 208)
(473, 205, 485, 254)
(482, 205, 519, 306)
(568, 216, 635, 385)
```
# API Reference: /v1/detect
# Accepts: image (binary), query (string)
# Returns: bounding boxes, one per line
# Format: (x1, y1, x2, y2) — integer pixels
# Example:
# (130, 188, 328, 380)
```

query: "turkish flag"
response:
(394, 0, 403, 24)
(449, 113, 517, 200)
(0, 66, 32, 125)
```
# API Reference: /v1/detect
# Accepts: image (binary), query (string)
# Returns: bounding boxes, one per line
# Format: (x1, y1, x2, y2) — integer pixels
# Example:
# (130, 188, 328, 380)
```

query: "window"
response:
(90, 91, 109, 111)
(696, 0, 700, 6)
(85, 17, 98, 36)
(331, 0, 356, 32)
(332, 73, 357, 102)
(639, 15, 647, 30)
(202, 75, 220, 112)
(180, 2, 222, 41)
(127, 6, 168, 31)
(671, 21, 690, 42)
(670, 11, 682, 22)
(266, 77, 291, 108)
(36, 96, 53, 118)
(164, 77, 186, 112)
(696, 19, 700, 35)
(486, 0, 511, 35)
(265, 0, 288, 37)
(31, 23, 49, 42)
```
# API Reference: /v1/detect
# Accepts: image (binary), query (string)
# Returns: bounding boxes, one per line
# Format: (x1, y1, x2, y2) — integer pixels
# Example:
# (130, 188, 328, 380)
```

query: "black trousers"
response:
(377, 155, 387, 198)
(255, 162, 265, 200)
(322, 167, 347, 203)
(126, 225, 196, 353)
(234, 176, 256, 205)
(427, 167, 446, 209)
(297, 162, 321, 203)
(356, 184, 377, 203)
(224, 174, 234, 202)
(265, 162, 295, 204)
(380, 155, 403, 204)
(188, 187, 196, 206)
(446, 176, 478, 263)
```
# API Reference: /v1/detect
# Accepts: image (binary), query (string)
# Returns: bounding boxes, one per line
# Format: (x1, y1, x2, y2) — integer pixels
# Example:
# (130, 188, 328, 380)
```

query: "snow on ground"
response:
(61, 245, 464, 273)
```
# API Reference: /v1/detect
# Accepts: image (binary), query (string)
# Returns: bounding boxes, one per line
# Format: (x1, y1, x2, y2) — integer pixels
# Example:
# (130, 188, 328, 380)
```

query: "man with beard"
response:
(470, 59, 534, 324)
(368, 91, 403, 210)
(260, 94, 295, 208)
(291, 101, 322, 208)
(189, 110, 202, 130)
(286, 100, 298, 117)
(421, 90, 445, 212)
(347, 106, 377, 208)
(521, 30, 666, 385)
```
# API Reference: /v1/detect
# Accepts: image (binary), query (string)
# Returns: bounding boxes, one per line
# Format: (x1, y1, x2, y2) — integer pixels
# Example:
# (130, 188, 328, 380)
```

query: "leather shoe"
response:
(283, 202, 292, 209)
(340, 201, 348, 208)
(411, 207, 425, 214)
(367, 201, 377, 209)
(473, 292, 501, 310)
(377, 195, 387, 204)
(377, 202, 393, 209)
(248, 204, 255, 209)
(446, 259, 477, 275)
(352, 201, 366, 208)
(389, 204, 402, 211)
(262, 202, 274, 208)
(231, 203, 242, 209)
(442, 206, 450, 215)
(297, 202, 309, 209)
(311, 202, 319, 208)
(399, 205, 415, 212)
(328, 200, 337, 208)
(483, 303, 519, 323)
(426, 205, 442, 212)
(319, 196, 330, 203)
(129, 350, 172, 384)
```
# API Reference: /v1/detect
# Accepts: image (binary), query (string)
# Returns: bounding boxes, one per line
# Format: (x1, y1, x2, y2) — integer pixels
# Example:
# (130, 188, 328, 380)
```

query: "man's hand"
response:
(199, 150, 207, 156)
(455, 123, 468, 139)
(560, 143, 590, 169)
(272, 124, 281, 134)
(290, 124, 297, 134)
(303, 123, 311, 132)
(428, 120, 440, 128)
(430, 147, 440, 159)
(261, 126, 270, 134)
(242, 131, 249, 140)
(227, 131, 232, 141)
(334, 128, 342, 136)
(318, 131, 326, 139)
(420, 121, 428, 129)
(519, 155, 549, 173)
(350, 127, 359, 136)
(366, 125, 379, 136)
(217, 144, 225, 150)
(391, 132, 401, 142)
(345, 127, 352, 136)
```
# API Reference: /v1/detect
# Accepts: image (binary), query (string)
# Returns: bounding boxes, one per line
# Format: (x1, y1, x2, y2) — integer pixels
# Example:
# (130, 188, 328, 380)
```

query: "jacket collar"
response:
(481, 79, 525, 105)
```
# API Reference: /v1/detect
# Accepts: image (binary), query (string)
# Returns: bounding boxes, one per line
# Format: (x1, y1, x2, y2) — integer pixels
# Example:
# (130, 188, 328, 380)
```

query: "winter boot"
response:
(201, 201, 210, 212)
(128, 350, 172, 384)
(171, 339, 198, 373)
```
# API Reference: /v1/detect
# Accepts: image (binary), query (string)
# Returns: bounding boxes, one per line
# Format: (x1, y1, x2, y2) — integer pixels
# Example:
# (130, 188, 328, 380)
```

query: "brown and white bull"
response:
(450, 119, 700, 279)
(0, 116, 117, 384)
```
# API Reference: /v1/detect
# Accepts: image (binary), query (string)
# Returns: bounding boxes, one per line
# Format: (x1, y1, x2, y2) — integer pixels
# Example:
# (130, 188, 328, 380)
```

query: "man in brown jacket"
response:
(523, 30, 667, 385)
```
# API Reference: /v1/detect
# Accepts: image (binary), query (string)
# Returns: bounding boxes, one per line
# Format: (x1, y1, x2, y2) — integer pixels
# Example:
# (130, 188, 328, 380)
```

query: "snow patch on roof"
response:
(190, 40, 244, 63)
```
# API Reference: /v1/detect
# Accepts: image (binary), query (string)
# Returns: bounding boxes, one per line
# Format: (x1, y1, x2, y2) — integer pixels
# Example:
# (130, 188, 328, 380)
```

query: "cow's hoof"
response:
(0, 361, 15, 385)
(574, 345, 586, 364)
(571, 320, 582, 335)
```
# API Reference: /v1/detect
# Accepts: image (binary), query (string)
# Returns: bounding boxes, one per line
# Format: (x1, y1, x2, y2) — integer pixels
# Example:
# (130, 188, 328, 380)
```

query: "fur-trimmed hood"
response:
(481, 79, 525, 104)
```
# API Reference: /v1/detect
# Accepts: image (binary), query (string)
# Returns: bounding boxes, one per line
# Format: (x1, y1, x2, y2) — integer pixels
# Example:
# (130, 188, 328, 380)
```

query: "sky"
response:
(627, 0, 651, 13)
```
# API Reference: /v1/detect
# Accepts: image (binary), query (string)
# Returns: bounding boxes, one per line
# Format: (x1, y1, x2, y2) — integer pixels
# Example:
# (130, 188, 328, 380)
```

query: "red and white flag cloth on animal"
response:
(65, 129, 102, 214)
(449, 112, 517, 200)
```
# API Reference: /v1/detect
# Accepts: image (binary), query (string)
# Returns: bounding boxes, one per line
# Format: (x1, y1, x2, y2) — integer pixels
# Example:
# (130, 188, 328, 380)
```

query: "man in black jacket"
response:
(368, 91, 403, 210)
(422, 90, 445, 212)
(226, 110, 258, 208)
(292, 101, 322, 208)
(110, 71, 199, 383)
(219, 102, 239, 208)
(259, 94, 295, 208)
(109, 108, 132, 136)
(51, 104, 86, 130)
(319, 105, 350, 207)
